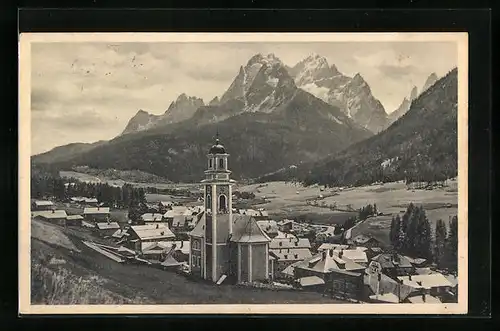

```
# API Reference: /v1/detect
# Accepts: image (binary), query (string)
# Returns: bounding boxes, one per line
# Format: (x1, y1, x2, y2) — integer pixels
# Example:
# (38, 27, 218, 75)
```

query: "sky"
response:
(30, 41, 457, 155)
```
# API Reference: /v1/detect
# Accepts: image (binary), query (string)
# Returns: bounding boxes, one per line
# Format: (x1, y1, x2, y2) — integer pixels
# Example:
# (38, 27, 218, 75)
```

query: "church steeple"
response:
(199, 132, 235, 282)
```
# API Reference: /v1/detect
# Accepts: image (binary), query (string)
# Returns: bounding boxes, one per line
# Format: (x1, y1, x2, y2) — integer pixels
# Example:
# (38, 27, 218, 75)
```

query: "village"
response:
(30, 136, 458, 305)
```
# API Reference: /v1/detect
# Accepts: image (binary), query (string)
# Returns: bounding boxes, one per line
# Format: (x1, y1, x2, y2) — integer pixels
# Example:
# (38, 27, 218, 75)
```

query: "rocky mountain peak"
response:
(422, 72, 439, 92)
(209, 96, 220, 106)
(410, 86, 419, 101)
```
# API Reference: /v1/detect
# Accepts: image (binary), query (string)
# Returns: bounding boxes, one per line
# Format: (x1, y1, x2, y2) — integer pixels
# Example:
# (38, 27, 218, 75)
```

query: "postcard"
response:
(19, 32, 468, 314)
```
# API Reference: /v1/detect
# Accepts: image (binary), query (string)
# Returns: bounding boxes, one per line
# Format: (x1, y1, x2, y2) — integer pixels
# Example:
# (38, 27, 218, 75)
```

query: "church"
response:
(188, 135, 271, 284)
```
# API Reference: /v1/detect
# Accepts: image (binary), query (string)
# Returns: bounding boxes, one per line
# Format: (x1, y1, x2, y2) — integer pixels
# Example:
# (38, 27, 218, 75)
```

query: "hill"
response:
(260, 68, 458, 187)
(32, 140, 106, 164)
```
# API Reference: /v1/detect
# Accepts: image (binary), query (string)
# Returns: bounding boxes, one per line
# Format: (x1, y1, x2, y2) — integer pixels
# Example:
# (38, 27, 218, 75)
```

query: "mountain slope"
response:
(32, 141, 107, 164)
(262, 68, 458, 186)
(288, 54, 389, 133)
(121, 94, 205, 135)
(49, 89, 372, 182)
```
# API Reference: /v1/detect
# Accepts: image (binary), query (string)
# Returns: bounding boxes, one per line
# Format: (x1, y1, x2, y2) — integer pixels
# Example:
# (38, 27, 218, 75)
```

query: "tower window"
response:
(206, 194, 211, 209)
(219, 158, 224, 169)
(219, 195, 227, 212)
(209, 158, 212, 168)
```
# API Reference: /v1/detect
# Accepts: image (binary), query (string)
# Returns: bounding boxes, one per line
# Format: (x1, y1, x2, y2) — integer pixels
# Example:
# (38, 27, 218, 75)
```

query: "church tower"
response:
(201, 133, 235, 282)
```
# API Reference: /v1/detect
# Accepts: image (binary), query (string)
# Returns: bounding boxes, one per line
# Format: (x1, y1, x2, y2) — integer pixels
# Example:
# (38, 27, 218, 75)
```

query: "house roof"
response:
(299, 276, 325, 287)
(371, 253, 414, 269)
(270, 248, 312, 261)
(269, 237, 311, 249)
(397, 273, 454, 289)
(281, 260, 303, 276)
(129, 224, 175, 241)
(112, 229, 128, 238)
(273, 231, 297, 239)
(96, 222, 120, 230)
(34, 200, 54, 206)
(364, 273, 415, 302)
(407, 294, 442, 304)
(141, 213, 164, 222)
(160, 201, 174, 206)
(318, 243, 350, 251)
(295, 250, 365, 274)
(338, 250, 368, 263)
(83, 207, 110, 214)
(66, 215, 84, 220)
(161, 255, 184, 267)
(369, 292, 400, 303)
(33, 210, 67, 219)
(141, 241, 190, 255)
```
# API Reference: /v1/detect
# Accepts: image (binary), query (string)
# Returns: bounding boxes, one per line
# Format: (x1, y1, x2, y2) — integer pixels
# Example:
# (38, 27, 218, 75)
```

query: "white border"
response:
(18, 32, 469, 315)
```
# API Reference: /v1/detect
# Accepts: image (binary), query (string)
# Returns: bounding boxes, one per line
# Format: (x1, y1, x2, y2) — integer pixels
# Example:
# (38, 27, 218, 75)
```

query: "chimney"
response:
(156, 224, 159, 229)
(339, 250, 343, 259)
(181, 241, 184, 248)
(97, 206, 100, 210)
(409, 275, 412, 281)
(52, 209, 55, 214)
(422, 293, 426, 302)
(329, 249, 333, 257)
(322, 251, 327, 260)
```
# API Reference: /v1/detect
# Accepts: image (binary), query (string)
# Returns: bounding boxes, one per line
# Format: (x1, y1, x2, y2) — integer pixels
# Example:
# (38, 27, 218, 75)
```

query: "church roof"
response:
(209, 137, 226, 154)
(188, 214, 271, 243)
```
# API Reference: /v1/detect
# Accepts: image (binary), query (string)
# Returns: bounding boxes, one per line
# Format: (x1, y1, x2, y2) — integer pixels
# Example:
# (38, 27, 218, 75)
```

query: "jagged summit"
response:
(289, 55, 388, 133)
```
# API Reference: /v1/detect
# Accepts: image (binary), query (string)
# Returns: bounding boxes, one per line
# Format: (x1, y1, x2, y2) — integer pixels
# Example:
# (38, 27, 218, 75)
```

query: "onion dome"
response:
(209, 137, 226, 154)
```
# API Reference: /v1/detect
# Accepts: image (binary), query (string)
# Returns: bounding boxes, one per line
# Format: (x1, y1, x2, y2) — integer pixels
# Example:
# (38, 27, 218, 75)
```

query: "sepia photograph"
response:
(18, 32, 468, 314)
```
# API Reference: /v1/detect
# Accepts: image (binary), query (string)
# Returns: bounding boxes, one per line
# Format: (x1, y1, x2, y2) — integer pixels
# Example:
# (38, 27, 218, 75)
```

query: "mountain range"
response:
(32, 52, 453, 185)
(260, 68, 458, 186)
(33, 53, 374, 182)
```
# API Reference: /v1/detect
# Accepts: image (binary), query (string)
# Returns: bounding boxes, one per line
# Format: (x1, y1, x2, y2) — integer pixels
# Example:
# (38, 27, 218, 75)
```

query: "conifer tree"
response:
(434, 219, 448, 266)
(447, 215, 458, 271)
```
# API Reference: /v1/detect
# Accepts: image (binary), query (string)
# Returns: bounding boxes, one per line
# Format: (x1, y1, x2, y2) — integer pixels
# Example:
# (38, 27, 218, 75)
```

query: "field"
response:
(239, 180, 459, 245)
(30, 219, 345, 304)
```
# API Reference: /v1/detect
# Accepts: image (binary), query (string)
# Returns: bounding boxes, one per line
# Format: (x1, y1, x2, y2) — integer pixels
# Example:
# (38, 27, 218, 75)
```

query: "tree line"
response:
(390, 203, 458, 272)
(31, 174, 146, 209)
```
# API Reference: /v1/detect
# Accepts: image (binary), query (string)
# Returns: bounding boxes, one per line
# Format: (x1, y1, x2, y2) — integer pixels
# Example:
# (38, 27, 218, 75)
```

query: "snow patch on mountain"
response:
(300, 83, 330, 103)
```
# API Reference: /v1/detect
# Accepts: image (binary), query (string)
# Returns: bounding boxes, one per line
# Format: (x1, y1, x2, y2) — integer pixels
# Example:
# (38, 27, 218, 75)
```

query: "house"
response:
(363, 267, 415, 303)
(65, 214, 83, 226)
(268, 237, 312, 279)
(140, 213, 165, 224)
(370, 253, 415, 278)
(297, 275, 326, 292)
(32, 210, 68, 226)
(140, 240, 190, 261)
(171, 214, 196, 231)
(273, 230, 297, 239)
(277, 219, 294, 232)
(315, 226, 336, 242)
(294, 249, 367, 300)
(257, 220, 279, 238)
(32, 200, 54, 211)
(111, 228, 128, 241)
(125, 223, 176, 253)
(94, 222, 120, 237)
(70, 197, 98, 206)
(83, 207, 110, 222)
(397, 272, 454, 300)
(404, 293, 442, 304)
(317, 243, 350, 252)
(350, 234, 381, 248)
(160, 201, 174, 208)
